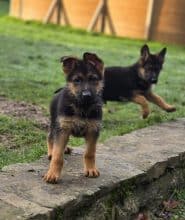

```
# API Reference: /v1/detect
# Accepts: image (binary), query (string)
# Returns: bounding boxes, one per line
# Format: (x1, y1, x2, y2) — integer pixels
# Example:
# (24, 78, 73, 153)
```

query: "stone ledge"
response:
(0, 119, 185, 220)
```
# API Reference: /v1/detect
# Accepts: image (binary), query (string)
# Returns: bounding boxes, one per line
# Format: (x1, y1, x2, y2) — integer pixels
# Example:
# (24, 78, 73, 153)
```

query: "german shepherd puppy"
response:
(43, 53, 104, 183)
(103, 44, 176, 118)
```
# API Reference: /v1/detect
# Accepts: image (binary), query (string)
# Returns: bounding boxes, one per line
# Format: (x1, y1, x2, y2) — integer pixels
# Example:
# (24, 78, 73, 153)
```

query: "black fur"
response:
(103, 44, 166, 102)
(49, 53, 104, 138)
(103, 65, 148, 101)
(44, 53, 104, 183)
(53, 45, 175, 120)
(55, 45, 166, 103)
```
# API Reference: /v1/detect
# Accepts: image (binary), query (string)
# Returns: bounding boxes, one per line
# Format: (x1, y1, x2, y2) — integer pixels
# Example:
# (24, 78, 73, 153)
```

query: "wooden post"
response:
(87, 0, 115, 35)
(19, 0, 23, 18)
(145, 0, 155, 40)
(43, 0, 57, 24)
(43, 0, 69, 25)
(57, 0, 61, 24)
(101, 0, 106, 32)
(61, 0, 70, 25)
(87, 0, 104, 32)
(105, 2, 115, 35)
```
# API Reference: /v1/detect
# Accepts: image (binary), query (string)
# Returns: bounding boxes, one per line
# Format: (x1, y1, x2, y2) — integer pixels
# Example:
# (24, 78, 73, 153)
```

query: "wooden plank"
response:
(62, 0, 98, 28)
(106, 4, 115, 35)
(100, 1, 106, 32)
(150, 0, 185, 44)
(107, 0, 147, 38)
(10, 0, 20, 17)
(61, 0, 70, 25)
(57, 0, 61, 24)
(87, 0, 104, 31)
(19, 0, 23, 18)
(144, 0, 155, 40)
(43, 0, 57, 24)
(9, 0, 185, 44)
(88, 0, 115, 35)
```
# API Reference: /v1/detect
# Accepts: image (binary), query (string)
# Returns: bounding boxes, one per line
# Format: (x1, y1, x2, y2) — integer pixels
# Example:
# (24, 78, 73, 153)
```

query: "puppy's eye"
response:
(73, 78, 82, 84)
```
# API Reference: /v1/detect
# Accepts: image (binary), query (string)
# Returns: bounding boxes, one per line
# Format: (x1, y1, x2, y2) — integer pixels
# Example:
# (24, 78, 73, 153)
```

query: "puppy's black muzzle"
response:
(82, 90, 92, 98)
(150, 78, 158, 84)
(149, 74, 158, 84)
(79, 89, 93, 106)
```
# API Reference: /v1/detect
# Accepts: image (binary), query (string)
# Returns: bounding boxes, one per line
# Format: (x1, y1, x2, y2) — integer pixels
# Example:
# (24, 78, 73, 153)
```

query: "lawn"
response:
(172, 189, 185, 219)
(0, 0, 9, 16)
(0, 1, 185, 170)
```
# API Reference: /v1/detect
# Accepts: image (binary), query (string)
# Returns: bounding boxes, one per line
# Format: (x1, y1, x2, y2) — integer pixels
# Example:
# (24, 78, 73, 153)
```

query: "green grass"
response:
(0, 0, 9, 16)
(0, 115, 46, 169)
(163, 189, 185, 220)
(171, 189, 185, 219)
(0, 7, 185, 168)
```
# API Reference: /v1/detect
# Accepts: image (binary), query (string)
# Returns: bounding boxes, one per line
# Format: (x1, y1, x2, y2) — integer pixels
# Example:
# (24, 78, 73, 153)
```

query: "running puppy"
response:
(103, 44, 176, 118)
(44, 53, 104, 183)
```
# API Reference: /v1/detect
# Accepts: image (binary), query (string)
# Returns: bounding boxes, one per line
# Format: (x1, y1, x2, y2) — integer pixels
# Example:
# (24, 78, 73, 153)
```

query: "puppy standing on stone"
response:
(103, 44, 176, 118)
(44, 53, 104, 183)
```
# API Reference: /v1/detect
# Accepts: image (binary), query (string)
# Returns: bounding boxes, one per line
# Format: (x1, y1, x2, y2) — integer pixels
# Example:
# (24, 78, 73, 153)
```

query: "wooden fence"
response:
(10, 0, 185, 45)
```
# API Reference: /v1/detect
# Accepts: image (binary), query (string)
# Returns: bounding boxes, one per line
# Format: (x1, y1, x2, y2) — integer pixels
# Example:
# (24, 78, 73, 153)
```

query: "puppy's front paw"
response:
(84, 168, 100, 178)
(166, 106, 176, 112)
(43, 170, 60, 184)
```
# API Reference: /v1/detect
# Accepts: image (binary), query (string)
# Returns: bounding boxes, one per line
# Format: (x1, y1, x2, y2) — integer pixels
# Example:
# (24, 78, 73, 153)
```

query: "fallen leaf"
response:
(163, 200, 180, 211)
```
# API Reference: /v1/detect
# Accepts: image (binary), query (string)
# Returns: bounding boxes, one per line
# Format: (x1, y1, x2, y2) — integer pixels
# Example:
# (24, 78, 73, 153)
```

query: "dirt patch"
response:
(0, 134, 16, 149)
(0, 96, 49, 129)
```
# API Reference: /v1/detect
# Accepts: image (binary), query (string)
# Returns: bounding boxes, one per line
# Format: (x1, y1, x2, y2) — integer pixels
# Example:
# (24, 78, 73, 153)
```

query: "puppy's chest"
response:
(64, 103, 102, 119)
(58, 116, 101, 137)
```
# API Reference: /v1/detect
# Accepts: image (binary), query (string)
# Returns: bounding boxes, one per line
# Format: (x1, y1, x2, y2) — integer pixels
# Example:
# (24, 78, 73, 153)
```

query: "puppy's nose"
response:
(82, 90, 91, 97)
(151, 77, 157, 83)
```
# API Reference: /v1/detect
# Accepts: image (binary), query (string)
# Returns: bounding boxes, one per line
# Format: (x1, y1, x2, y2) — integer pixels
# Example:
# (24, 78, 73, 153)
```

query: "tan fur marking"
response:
(58, 116, 101, 134)
(68, 82, 78, 96)
(72, 73, 83, 79)
(97, 66, 104, 78)
(145, 91, 176, 112)
(44, 132, 69, 183)
(83, 132, 99, 177)
(96, 81, 104, 94)
(133, 90, 145, 96)
(68, 81, 103, 96)
(63, 66, 69, 75)
(138, 67, 146, 80)
(131, 94, 150, 119)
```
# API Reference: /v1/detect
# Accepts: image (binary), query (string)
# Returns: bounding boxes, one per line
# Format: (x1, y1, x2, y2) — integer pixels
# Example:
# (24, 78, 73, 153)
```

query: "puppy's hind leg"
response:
(146, 92, 176, 112)
(131, 94, 150, 119)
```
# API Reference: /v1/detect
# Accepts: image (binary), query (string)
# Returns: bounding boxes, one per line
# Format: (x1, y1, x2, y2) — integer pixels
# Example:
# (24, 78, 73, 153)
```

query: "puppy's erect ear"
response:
(60, 56, 78, 75)
(83, 52, 104, 74)
(140, 44, 150, 61)
(157, 47, 167, 63)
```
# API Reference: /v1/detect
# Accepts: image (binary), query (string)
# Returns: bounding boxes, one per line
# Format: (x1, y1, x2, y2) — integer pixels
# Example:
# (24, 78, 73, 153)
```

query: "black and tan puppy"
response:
(44, 53, 104, 183)
(103, 44, 176, 118)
